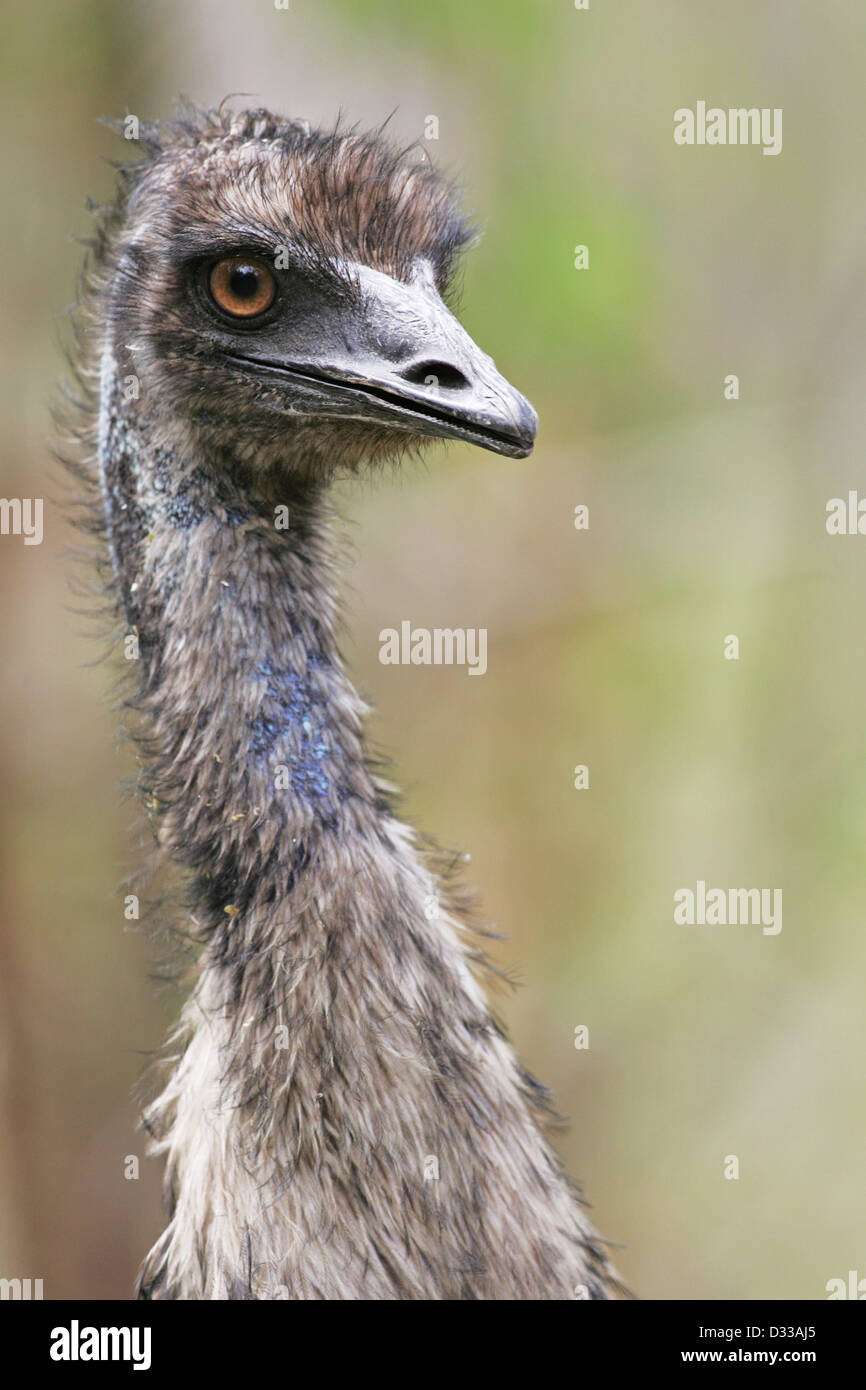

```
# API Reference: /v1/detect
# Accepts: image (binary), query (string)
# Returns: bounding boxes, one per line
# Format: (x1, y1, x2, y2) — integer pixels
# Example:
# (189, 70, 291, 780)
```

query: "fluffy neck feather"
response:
(98, 342, 613, 1301)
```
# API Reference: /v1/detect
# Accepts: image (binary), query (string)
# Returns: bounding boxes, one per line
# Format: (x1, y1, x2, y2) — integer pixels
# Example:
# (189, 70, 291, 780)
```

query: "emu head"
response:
(104, 106, 537, 490)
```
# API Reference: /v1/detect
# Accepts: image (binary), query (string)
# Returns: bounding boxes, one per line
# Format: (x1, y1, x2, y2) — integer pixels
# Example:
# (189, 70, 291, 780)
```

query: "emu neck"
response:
(99, 353, 383, 949)
(99, 350, 613, 1302)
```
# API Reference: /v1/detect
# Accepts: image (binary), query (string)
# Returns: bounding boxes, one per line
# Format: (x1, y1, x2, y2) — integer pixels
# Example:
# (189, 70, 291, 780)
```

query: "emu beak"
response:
(230, 261, 538, 459)
(325, 262, 538, 458)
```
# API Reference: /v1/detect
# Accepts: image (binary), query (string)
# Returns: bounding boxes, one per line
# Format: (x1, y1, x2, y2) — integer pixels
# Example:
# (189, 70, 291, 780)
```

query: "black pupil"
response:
(229, 265, 260, 298)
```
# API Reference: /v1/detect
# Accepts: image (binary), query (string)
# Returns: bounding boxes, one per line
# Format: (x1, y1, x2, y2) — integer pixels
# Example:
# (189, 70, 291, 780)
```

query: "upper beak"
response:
(230, 261, 538, 459)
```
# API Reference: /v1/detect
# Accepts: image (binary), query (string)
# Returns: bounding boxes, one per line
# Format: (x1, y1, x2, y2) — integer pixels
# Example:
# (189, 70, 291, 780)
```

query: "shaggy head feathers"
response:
(118, 104, 474, 292)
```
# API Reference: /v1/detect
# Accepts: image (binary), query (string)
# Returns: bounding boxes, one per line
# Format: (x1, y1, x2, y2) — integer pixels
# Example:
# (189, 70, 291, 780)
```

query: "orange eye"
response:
(208, 256, 277, 318)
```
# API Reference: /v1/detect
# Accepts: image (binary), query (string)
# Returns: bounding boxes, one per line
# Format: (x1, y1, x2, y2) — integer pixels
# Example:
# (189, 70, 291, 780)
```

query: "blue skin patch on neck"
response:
(151, 450, 208, 528)
(152, 453, 250, 530)
(249, 656, 338, 806)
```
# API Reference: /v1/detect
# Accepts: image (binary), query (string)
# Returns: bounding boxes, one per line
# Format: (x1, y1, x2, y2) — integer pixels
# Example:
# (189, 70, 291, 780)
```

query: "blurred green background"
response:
(0, 0, 864, 1299)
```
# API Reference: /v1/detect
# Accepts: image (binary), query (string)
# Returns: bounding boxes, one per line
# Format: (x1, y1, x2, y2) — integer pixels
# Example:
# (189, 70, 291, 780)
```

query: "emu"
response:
(65, 104, 618, 1300)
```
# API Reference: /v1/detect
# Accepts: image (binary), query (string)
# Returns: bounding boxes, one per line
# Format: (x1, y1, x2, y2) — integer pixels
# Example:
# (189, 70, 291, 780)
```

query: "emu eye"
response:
(208, 256, 277, 318)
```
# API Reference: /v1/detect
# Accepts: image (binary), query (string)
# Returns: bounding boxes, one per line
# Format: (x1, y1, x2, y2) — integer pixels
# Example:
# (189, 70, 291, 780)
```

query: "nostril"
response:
(399, 360, 471, 391)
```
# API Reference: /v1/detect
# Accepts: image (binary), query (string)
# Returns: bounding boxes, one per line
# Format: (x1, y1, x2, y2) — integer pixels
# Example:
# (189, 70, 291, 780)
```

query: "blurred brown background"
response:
(0, 0, 864, 1299)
